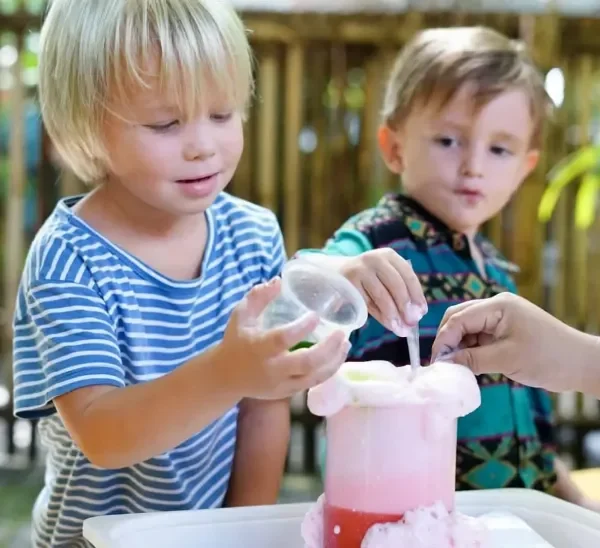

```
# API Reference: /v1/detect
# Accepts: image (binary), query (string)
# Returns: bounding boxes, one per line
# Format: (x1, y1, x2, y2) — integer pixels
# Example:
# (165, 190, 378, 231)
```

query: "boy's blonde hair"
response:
(40, 0, 254, 183)
(382, 26, 551, 148)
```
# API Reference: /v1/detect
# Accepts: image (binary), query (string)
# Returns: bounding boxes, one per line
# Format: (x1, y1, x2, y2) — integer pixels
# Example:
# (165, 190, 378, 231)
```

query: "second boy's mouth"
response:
(453, 187, 484, 205)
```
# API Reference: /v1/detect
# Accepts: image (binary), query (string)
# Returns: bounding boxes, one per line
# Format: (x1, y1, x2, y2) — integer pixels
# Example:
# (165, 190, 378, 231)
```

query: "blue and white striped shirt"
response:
(12, 192, 286, 547)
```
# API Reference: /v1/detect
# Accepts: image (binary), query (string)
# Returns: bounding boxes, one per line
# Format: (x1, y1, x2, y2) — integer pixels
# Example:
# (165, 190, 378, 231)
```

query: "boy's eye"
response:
(434, 136, 459, 148)
(490, 145, 512, 156)
(211, 112, 233, 122)
(145, 120, 179, 132)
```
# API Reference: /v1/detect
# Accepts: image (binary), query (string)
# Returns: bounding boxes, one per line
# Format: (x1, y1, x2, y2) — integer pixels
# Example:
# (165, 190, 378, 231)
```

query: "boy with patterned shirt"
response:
(310, 26, 598, 510)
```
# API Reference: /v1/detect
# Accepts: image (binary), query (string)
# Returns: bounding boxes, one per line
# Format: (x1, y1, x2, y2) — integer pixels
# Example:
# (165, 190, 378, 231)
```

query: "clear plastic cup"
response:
(259, 257, 368, 346)
(323, 403, 458, 548)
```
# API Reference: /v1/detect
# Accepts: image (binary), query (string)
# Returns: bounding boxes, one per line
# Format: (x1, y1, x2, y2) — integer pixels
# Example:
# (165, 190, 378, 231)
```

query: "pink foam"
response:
(301, 496, 490, 548)
(302, 494, 324, 548)
(362, 501, 489, 548)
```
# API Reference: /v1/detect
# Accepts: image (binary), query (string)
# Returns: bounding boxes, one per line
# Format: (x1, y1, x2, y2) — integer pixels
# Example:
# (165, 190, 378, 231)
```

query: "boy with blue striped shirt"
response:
(13, 2, 427, 546)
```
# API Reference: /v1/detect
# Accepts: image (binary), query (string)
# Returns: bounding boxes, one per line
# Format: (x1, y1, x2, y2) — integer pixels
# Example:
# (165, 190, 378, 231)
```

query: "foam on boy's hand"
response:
(391, 302, 426, 337)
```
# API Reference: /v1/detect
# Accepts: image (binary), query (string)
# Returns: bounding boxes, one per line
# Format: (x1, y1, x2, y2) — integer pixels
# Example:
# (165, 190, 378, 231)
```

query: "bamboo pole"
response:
(282, 42, 305, 256)
(255, 44, 279, 213)
(3, 34, 26, 389)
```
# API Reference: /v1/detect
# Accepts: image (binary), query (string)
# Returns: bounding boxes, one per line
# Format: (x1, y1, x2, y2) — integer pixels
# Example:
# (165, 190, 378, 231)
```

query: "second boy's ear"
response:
(377, 125, 404, 174)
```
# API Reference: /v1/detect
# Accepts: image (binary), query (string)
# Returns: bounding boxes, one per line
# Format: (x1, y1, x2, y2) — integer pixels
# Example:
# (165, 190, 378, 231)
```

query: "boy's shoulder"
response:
(23, 198, 103, 286)
(208, 193, 287, 279)
(211, 192, 281, 234)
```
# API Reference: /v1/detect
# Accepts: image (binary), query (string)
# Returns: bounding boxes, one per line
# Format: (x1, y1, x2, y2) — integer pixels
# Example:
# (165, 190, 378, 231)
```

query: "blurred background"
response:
(2, 0, 600, 546)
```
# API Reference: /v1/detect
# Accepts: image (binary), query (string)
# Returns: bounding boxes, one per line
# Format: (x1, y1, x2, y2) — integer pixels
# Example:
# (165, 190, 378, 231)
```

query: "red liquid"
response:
(323, 503, 403, 548)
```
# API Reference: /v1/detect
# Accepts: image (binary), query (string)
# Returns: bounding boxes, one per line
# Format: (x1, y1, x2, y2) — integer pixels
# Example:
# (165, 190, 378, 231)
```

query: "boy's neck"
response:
(467, 236, 486, 279)
(400, 191, 480, 239)
(399, 192, 486, 278)
(73, 184, 210, 281)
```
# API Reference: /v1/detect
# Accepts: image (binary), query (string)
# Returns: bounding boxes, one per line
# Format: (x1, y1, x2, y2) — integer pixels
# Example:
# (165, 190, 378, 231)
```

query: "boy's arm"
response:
(301, 225, 374, 258)
(53, 349, 242, 469)
(224, 398, 290, 506)
(16, 280, 245, 469)
(224, 227, 291, 506)
(15, 277, 308, 471)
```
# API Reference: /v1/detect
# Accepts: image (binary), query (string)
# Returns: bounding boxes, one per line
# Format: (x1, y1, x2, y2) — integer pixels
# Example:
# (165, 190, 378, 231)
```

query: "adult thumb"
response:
(448, 342, 509, 378)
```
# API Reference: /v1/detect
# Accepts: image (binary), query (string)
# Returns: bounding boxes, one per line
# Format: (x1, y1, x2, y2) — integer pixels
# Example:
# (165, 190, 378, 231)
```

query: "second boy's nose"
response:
(460, 145, 485, 179)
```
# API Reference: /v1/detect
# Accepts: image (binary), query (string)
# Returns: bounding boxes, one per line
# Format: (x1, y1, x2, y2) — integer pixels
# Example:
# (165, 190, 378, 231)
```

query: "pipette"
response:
(407, 322, 421, 374)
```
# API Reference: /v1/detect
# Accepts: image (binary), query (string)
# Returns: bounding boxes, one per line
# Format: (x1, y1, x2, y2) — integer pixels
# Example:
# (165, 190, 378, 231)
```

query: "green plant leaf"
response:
(574, 172, 600, 230)
(547, 145, 600, 184)
(538, 145, 600, 222)
(289, 340, 315, 351)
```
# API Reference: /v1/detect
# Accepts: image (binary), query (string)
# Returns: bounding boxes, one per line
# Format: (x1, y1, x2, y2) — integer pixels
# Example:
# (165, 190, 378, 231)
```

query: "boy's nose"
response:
(183, 129, 217, 161)
(184, 142, 216, 161)
(461, 146, 484, 178)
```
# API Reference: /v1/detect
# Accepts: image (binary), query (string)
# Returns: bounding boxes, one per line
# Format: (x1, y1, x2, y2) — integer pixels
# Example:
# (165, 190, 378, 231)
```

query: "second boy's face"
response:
(379, 84, 540, 236)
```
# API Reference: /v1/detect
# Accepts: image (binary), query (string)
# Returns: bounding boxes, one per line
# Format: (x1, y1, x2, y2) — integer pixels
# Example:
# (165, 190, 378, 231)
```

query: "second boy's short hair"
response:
(39, 0, 254, 183)
(382, 26, 551, 148)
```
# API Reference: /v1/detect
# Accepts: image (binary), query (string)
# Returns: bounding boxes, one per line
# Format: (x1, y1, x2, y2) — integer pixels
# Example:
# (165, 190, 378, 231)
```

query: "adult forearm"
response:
(573, 332, 600, 399)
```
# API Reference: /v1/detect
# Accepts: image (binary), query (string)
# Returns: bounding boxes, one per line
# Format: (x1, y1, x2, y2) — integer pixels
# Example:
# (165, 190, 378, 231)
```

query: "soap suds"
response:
(301, 495, 489, 548)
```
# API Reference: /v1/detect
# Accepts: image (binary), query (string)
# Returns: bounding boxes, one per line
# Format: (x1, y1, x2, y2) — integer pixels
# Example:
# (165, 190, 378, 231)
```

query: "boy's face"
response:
(378, 84, 540, 236)
(101, 73, 244, 218)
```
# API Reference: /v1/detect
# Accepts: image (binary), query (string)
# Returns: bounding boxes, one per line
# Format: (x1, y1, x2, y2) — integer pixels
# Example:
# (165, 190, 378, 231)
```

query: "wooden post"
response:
(3, 34, 26, 391)
(282, 42, 305, 256)
(256, 44, 280, 213)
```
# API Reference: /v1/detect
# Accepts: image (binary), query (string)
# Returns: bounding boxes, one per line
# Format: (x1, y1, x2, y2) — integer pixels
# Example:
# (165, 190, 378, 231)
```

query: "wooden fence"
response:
(2, 6, 600, 471)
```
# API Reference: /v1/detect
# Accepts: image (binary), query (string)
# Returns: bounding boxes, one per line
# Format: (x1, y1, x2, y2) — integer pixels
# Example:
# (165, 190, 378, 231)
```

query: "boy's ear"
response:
(523, 149, 540, 178)
(377, 125, 404, 174)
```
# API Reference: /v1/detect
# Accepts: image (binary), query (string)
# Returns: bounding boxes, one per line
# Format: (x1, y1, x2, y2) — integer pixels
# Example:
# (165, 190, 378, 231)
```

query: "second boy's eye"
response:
(434, 136, 460, 148)
(490, 145, 512, 157)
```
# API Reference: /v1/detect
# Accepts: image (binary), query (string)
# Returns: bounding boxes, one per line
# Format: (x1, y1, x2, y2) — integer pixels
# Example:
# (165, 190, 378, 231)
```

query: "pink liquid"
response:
(325, 404, 457, 532)
(323, 503, 403, 548)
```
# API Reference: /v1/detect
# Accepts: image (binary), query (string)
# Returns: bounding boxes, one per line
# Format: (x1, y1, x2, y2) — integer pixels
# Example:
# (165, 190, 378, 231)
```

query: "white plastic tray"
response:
(83, 489, 600, 548)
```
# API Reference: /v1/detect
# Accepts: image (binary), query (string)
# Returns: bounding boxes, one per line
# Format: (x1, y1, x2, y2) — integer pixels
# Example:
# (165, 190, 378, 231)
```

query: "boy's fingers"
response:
(390, 254, 427, 310)
(362, 275, 397, 327)
(374, 261, 409, 321)
(262, 311, 320, 355)
(308, 339, 351, 385)
(237, 278, 282, 323)
(286, 331, 348, 377)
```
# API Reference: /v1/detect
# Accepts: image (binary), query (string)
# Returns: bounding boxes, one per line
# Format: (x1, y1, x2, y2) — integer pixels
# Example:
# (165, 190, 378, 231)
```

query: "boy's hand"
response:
(338, 249, 427, 336)
(219, 278, 351, 400)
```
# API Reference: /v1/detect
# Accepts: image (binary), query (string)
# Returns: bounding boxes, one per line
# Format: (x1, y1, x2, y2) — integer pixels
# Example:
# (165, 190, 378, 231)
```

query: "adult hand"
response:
(431, 293, 600, 395)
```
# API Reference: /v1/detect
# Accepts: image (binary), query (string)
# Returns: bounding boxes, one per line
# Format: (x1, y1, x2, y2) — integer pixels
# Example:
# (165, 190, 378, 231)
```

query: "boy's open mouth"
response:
(176, 174, 217, 184)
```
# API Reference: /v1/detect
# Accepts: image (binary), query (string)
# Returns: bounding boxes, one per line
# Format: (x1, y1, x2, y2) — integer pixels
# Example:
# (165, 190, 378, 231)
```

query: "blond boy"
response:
(13, 2, 428, 546)
(12, 2, 351, 546)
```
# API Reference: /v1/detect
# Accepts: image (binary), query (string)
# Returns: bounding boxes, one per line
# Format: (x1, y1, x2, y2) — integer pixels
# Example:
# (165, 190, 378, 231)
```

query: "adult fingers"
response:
(432, 299, 504, 362)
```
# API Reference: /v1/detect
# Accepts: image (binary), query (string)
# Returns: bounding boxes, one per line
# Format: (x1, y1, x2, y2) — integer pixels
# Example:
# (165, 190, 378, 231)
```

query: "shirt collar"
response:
(381, 192, 520, 274)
